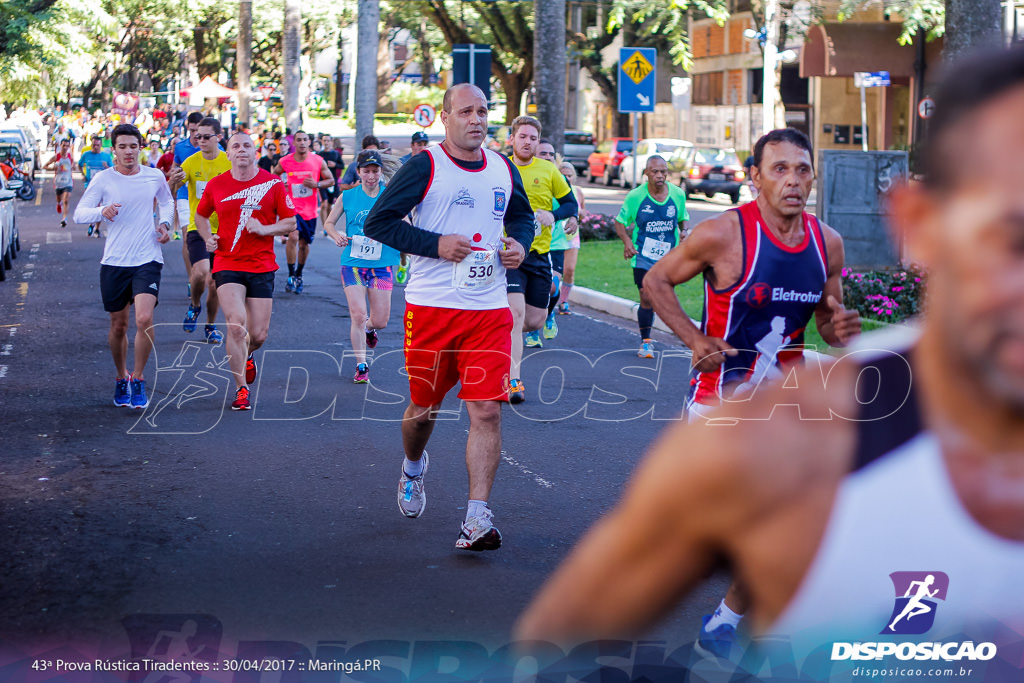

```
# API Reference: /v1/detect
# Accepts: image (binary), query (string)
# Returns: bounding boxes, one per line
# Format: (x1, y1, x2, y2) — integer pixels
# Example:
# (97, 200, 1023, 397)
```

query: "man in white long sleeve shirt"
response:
(74, 123, 173, 409)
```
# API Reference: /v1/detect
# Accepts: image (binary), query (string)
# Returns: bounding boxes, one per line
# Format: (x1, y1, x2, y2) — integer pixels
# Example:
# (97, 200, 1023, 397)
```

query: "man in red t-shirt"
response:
(156, 138, 177, 179)
(194, 132, 297, 411)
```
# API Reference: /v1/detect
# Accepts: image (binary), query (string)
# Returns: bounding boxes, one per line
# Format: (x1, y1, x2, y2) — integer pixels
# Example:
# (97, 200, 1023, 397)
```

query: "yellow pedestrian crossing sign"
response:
(618, 47, 656, 113)
(623, 51, 653, 84)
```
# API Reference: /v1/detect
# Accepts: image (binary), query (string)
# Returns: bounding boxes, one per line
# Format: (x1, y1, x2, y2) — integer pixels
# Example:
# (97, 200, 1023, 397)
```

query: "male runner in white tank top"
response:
(516, 46, 1024, 681)
(364, 84, 535, 551)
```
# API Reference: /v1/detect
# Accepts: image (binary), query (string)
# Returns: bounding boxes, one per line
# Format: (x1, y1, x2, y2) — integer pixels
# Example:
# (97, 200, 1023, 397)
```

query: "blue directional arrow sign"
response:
(618, 47, 656, 114)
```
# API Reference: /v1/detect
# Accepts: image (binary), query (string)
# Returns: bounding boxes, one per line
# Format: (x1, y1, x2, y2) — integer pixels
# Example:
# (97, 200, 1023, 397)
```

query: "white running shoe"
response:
(397, 451, 429, 518)
(455, 505, 502, 551)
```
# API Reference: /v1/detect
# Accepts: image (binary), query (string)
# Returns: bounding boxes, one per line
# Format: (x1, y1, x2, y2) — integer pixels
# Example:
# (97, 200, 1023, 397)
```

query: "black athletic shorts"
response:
(100, 261, 163, 312)
(633, 266, 651, 291)
(506, 250, 552, 309)
(319, 186, 337, 205)
(213, 270, 275, 299)
(549, 249, 565, 275)
(186, 230, 215, 268)
(295, 215, 317, 244)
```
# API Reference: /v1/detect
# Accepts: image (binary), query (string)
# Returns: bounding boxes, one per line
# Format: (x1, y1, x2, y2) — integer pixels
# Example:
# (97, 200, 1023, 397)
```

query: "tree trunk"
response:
(419, 15, 433, 87)
(283, 0, 302, 132)
(533, 0, 566, 152)
(943, 0, 1002, 63)
(356, 0, 379, 143)
(498, 71, 528, 123)
(237, 0, 252, 130)
(377, 26, 391, 111)
(334, 28, 346, 113)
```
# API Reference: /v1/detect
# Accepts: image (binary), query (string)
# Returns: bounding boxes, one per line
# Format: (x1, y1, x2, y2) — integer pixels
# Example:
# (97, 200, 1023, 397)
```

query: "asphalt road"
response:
(0, 170, 734, 681)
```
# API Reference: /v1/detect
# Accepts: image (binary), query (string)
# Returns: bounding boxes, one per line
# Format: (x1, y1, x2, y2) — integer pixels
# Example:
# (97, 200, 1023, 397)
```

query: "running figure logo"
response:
(221, 179, 284, 252)
(882, 571, 949, 635)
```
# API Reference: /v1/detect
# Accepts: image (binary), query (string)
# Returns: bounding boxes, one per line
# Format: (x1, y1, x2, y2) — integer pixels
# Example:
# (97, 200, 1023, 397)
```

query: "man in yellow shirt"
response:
(170, 117, 232, 343)
(505, 116, 578, 404)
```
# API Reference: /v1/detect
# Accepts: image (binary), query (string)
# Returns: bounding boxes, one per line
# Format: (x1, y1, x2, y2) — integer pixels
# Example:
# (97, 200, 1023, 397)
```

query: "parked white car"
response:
(0, 126, 40, 169)
(11, 113, 49, 153)
(617, 138, 692, 188)
(0, 170, 21, 282)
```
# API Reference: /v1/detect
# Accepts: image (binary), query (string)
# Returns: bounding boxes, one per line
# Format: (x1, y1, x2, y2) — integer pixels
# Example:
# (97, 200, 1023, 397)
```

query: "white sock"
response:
(466, 499, 489, 522)
(705, 599, 743, 631)
(403, 456, 424, 478)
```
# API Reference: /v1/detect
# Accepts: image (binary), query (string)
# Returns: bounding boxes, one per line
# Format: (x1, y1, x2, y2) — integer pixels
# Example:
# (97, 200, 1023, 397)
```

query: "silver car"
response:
(562, 131, 595, 176)
(0, 170, 20, 282)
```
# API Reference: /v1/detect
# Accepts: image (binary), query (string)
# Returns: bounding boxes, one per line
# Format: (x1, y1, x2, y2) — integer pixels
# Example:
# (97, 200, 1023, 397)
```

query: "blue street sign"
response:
(854, 71, 891, 88)
(618, 47, 657, 113)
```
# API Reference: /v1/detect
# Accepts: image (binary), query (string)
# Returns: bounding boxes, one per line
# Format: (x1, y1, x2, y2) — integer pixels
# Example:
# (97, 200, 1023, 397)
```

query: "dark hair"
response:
(186, 111, 204, 126)
(923, 44, 1024, 189)
(294, 129, 309, 139)
(361, 135, 380, 149)
(197, 117, 222, 135)
(752, 128, 814, 169)
(539, 138, 553, 146)
(110, 123, 143, 148)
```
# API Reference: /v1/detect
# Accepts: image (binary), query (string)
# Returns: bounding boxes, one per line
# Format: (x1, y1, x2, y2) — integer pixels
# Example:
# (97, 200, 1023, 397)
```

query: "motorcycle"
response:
(7, 167, 36, 201)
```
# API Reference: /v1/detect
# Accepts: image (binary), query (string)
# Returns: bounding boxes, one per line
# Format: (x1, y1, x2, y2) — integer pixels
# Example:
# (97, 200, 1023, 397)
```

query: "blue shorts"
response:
(295, 215, 317, 244)
(341, 266, 393, 290)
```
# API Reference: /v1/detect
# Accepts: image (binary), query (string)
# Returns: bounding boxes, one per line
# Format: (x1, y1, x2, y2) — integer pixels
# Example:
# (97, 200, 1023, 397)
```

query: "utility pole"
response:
(761, 0, 781, 135)
(534, 0, 566, 153)
(283, 0, 302, 133)
(237, 0, 252, 130)
(356, 0, 379, 143)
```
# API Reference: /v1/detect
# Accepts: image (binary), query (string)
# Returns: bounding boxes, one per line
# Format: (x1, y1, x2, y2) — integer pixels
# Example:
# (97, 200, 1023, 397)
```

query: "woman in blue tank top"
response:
(323, 150, 401, 383)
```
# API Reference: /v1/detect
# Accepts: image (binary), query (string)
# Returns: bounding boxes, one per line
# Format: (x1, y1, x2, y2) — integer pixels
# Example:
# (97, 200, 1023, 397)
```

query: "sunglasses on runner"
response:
(195, 134, 217, 141)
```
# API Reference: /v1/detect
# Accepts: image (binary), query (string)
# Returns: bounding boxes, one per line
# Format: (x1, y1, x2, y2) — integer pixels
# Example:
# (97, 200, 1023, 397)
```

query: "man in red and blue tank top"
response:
(642, 128, 862, 655)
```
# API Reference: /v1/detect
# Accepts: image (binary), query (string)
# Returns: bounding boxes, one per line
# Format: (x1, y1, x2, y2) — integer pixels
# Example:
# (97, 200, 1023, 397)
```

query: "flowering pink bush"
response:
(842, 266, 927, 323)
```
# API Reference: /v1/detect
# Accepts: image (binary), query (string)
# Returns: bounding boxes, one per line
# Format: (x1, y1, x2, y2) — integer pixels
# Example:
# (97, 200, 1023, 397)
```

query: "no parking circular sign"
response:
(413, 103, 436, 128)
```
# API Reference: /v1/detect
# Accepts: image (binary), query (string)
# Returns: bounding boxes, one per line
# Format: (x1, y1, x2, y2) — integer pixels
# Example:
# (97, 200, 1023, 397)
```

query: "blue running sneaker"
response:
(543, 312, 558, 339)
(113, 377, 131, 407)
(294, 275, 304, 293)
(130, 378, 149, 410)
(695, 614, 738, 660)
(286, 276, 295, 292)
(397, 451, 428, 518)
(524, 330, 543, 348)
(183, 304, 201, 333)
(205, 324, 224, 344)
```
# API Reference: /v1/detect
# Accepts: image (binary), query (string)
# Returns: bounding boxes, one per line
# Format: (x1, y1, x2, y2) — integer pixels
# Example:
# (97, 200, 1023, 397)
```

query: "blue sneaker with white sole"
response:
(695, 614, 738, 660)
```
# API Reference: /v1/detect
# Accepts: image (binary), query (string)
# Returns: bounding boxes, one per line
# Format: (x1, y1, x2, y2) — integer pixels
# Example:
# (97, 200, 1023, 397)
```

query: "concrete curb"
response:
(567, 285, 691, 333)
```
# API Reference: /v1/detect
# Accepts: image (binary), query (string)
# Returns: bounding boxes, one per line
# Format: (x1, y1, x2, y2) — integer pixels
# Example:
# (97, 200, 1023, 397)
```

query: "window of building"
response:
(748, 68, 763, 104)
(693, 72, 724, 106)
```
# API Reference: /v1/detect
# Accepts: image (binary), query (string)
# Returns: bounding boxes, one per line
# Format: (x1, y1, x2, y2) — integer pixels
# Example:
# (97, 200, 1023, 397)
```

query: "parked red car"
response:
(586, 138, 634, 185)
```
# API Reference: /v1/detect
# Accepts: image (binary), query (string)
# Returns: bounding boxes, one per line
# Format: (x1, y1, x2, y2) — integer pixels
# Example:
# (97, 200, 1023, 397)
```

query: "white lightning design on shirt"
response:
(221, 179, 281, 252)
